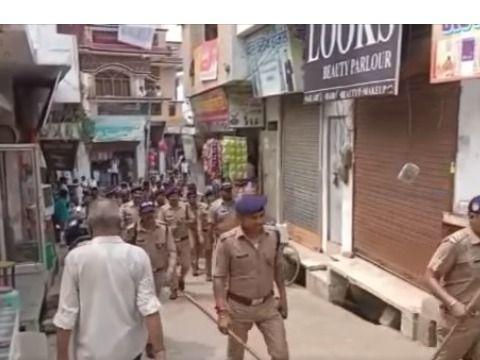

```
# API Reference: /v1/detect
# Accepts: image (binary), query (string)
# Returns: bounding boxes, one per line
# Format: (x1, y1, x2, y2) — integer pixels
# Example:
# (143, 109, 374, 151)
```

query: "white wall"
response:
(26, 24, 80, 103)
(75, 142, 91, 179)
(454, 79, 480, 213)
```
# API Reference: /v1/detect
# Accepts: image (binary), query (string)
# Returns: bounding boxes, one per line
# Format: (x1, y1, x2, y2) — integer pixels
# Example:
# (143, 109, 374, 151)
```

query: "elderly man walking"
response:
(53, 198, 167, 360)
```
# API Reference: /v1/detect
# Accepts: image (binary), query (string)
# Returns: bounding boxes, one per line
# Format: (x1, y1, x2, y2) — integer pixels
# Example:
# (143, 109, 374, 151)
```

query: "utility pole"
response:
(144, 98, 152, 179)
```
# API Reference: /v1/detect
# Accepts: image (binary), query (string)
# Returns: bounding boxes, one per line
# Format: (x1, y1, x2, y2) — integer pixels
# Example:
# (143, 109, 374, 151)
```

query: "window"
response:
(95, 70, 131, 97)
(151, 102, 162, 115)
(204, 24, 218, 41)
(151, 66, 161, 79)
(169, 103, 176, 117)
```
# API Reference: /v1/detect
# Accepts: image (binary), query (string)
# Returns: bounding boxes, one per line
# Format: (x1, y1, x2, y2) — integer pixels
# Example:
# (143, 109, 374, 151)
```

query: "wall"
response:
(159, 66, 177, 99)
(182, 24, 248, 97)
(454, 79, 480, 213)
(0, 76, 15, 130)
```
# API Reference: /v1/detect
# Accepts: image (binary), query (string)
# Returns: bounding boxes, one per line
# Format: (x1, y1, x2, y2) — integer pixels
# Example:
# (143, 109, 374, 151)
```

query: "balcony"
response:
(92, 96, 183, 126)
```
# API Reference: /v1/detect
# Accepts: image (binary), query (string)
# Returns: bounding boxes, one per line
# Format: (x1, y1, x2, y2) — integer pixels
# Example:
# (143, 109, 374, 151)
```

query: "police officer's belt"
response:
(227, 291, 273, 306)
(176, 236, 189, 243)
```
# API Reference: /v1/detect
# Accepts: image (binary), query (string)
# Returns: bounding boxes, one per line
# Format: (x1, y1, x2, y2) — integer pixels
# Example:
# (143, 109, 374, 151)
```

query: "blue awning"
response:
(92, 116, 146, 143)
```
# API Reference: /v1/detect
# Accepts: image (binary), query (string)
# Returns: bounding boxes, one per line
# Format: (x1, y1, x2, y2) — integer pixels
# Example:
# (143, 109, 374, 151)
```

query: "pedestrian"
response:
(80, 175, 88, 189)
(186, 190, 203, 277)
(200, 186, 215, 281)
(127, 201, 177, 297)
(120, 185, 143, 232)
(89, 176, 98, 188)
(213, 194, 289, 360)
(110, 157, 120, 186)
(72, 178, 82, 207)
(53, 198, 166, 360)
(425, 195, 480, 360)
(59, 176, 69, 192)
(157, 187, 190, 299)
(180, 156, 189, 182)
(210, 182, 238, 242)
(54, 189, 70, 243)
(90, 186, 99, 201)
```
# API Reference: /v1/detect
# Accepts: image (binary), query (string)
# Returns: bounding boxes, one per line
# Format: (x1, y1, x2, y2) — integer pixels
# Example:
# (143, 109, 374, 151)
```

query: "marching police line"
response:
(76, 179, 290, 360)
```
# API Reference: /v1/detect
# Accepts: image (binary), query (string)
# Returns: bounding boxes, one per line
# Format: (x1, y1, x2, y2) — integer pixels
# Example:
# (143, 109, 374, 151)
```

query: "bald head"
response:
(87, 198, 121, 236)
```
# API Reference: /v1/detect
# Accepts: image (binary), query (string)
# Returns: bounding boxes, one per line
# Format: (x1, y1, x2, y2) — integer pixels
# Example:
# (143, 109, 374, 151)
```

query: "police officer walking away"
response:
(158, 187, 191, 299)
(127, 201, 177, 297)
(120, 185, 143, 231)
(425, 195, 480, 360)
(213, 194, 289, 360)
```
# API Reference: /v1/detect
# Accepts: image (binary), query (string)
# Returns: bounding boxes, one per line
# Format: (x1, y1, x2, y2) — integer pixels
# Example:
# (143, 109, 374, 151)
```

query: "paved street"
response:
(158, 275, 434, 360)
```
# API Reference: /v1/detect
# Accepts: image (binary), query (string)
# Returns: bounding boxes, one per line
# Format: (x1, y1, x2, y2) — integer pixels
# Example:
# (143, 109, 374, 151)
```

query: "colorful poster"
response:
(195, 39, 218, 82)
(190, 88, 229, 123)
(431, 25, 480, 83)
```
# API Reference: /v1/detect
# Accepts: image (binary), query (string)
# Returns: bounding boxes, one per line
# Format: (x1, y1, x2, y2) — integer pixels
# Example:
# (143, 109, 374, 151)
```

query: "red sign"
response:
(197, 39, 218, 82)
(190, 88, 229, 123)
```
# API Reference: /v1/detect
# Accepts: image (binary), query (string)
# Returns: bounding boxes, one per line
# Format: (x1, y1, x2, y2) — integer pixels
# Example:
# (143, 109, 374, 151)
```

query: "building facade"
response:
(54, 24, 183, 184)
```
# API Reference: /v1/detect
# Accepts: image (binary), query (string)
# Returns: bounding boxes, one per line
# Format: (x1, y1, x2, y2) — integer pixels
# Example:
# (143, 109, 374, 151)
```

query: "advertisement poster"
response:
(431, 24, 480, 83)
(195, 39, 218, 82)
(245, 25, 303, 97)
(191, 88, 231, 133)
(227, 88, 264, 128)
(304, 24, 402, 102)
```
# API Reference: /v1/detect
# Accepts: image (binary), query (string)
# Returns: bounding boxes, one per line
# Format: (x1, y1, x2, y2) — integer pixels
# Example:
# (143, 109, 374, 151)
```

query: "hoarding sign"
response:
(190, 88, 229, 123)
(304, 24, 402, 102)
(245, 25, 304, 97)
(431, 24, 480, 83)
(228, 88, 264, 128)
(195, 39, 218, 82)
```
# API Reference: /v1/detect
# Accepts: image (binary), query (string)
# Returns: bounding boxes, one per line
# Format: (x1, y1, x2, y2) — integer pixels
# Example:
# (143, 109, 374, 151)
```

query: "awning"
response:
(92, 116, 146, 143)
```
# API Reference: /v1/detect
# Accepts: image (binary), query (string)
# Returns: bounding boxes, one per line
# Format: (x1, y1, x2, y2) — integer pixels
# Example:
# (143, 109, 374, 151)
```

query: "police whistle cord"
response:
(182, 292, 265, 360)
(430, 287, 480, 360)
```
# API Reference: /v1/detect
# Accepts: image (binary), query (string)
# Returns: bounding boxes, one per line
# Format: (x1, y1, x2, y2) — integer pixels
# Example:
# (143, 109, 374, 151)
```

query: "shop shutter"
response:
(282, 95, 320, 235)
(353, 77, 460, 286)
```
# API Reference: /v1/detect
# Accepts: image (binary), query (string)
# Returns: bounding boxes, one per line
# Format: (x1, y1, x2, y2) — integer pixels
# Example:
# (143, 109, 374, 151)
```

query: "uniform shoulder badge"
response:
(447, 228, 470, 244)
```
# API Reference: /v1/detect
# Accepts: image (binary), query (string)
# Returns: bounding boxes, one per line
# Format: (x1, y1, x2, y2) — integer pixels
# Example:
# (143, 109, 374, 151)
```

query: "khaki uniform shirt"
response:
(120, 201, 139, 230)
(428, 227, 480, 316)
(214, 226, 281, 299)
(210, 199, 238, 237)
(126, 221, 176, 271)
(199, 202, 211, 231)
(157, 203, 189, 241)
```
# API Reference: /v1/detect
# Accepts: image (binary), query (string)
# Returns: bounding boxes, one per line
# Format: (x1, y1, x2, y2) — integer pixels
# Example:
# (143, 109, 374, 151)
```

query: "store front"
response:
(90, 116, 146, 185)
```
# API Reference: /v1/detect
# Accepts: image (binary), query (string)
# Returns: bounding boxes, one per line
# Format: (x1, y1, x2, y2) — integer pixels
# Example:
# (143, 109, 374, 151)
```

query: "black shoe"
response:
(179, 279, 185, 291)
(193, 270, 200, 277)
(169, 290, 178, 300)
(206, 275, 212, 282)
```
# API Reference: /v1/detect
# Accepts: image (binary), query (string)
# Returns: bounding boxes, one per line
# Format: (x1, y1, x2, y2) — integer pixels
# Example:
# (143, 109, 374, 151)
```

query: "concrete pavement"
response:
(159, 275, 434, 360)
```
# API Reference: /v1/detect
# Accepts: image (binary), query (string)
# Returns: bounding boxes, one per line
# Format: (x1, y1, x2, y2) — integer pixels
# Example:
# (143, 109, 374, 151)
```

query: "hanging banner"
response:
(431, 24, 480, 83)
(195, 39, 218, 82)
(304, 24, 402, 103)
(245, 25, 304, 97)
(118, 25, 155, 50)
(40, 140, 78, 170)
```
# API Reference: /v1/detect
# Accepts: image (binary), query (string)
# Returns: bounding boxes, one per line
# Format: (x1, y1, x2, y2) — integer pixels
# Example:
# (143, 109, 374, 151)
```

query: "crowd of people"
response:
(51, 169, 290, 360)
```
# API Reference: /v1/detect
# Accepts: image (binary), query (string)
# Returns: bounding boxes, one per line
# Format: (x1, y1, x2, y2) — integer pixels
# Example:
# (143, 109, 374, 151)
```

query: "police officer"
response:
(201, 187, 216, 281)
(158, 187, 191, 299)
(153, 187, 167, 209)
(213, 194, 289, 360)
(186, 190, 203, 277)
(120, 185, 142, 231)
(126, 201, 177, 297)
(425, 195, 480, 360)
(210, 182, 239, 243)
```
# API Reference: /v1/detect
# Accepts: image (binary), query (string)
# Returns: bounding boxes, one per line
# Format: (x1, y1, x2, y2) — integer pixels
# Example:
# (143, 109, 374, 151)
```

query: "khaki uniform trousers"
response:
(171, 237, 191, 290)
(202, 229, 213, 278)
(436, 315, 480, 360)
(227, 296, 289, 360)
(189, 229, 203, 272)
(153, 269, 170, 296)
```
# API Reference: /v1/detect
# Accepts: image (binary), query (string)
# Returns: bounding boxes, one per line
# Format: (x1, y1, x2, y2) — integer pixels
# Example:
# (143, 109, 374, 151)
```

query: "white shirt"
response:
(53, 236, 161, 360)
(181, 161, 189, 174)
(111, 159, 119, 174)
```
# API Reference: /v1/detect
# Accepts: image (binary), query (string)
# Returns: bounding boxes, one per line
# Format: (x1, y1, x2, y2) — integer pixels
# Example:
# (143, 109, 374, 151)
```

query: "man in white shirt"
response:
(54, 198, 166, 360)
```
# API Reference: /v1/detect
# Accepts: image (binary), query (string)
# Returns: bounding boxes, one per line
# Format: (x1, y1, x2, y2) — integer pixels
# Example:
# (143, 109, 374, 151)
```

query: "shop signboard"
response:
(245, 25, 304, 97)
(431, 24, 480, 83)
(195, 39, 218, 82)
(304, 24, 402, 102)
(91, 116, 146, 142)
(40, 140, 78, 170)
(190, 88, 229, 123)
(227, 88, 264, 128)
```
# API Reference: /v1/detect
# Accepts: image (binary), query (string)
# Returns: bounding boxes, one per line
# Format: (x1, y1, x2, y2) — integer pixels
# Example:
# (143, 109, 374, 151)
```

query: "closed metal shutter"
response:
(282, 95, 320, 234)
(353, 78, 460, 286)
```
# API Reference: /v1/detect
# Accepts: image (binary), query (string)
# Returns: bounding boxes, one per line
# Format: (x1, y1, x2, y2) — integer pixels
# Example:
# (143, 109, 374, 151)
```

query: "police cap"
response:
(235, 194, 267, 215)
(469, 195, 480, 214)
(139, 201, 156, 214)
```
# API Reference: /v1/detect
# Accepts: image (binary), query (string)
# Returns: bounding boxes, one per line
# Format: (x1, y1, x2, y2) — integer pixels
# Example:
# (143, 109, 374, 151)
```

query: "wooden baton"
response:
(183, 292, 265, 360)
(431, 287, 480, 360)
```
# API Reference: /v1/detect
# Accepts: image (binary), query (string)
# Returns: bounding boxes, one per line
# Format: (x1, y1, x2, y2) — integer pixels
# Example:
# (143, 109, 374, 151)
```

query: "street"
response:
(158, 275, 434, 360)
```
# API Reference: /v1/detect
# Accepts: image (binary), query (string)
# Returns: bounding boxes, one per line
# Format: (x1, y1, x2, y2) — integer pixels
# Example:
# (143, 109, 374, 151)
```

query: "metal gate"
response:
(281, 95, 321, 236)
